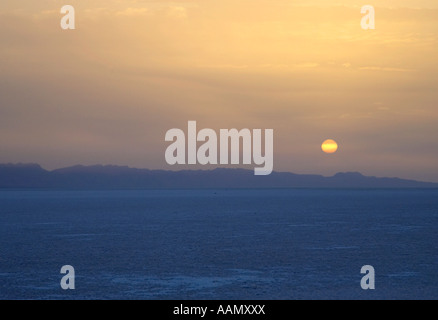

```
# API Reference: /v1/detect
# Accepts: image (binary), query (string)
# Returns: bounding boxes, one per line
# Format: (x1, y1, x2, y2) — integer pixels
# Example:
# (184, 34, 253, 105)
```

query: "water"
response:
(0, 189, 437, 300)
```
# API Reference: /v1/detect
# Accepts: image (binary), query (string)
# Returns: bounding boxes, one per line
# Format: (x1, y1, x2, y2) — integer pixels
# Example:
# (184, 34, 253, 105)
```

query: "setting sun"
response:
(321, 139, 338, 154)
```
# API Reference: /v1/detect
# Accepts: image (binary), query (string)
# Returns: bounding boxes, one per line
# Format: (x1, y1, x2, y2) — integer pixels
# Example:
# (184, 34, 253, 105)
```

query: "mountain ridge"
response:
(0, 163, 437, 189)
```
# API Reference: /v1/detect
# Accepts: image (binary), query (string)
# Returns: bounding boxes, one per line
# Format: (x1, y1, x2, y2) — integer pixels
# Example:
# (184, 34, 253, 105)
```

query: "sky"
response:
(1, 0, 438, 182)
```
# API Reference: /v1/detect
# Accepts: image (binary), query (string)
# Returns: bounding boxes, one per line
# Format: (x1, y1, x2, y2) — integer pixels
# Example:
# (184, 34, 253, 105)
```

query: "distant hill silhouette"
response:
(0, 163, 437, 189)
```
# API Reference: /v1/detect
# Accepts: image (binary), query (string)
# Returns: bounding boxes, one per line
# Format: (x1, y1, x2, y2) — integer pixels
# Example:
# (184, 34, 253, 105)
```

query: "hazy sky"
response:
(1, 0, 438, 181)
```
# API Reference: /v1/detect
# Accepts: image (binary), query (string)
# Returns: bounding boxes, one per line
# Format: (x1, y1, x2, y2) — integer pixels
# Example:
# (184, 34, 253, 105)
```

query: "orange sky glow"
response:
(1, 1, 438, 181)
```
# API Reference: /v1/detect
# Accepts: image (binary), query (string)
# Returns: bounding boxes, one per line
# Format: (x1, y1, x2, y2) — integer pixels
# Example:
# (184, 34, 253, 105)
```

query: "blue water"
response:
(0, 189, 437, 300)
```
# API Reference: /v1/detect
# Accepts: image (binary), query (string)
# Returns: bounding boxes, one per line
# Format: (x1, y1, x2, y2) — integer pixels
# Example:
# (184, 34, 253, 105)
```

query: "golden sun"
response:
(321, 139, 338, 154)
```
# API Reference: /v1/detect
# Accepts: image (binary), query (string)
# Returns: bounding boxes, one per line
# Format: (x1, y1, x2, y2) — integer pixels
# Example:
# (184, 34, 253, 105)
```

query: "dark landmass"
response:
(0, 163, 437, 189)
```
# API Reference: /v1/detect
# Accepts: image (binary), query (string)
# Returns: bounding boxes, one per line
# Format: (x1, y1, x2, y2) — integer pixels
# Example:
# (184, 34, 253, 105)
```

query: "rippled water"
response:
(0, 189, 437, 300)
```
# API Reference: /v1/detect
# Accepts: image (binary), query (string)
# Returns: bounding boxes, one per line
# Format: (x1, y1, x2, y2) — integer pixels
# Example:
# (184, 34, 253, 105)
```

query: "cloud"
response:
(293, 63, 320, 68)
(166, 6, 188, 19)
(359, 67, 415, 72)
(0, 1, 437, 181)
(116, 7, 149, 16)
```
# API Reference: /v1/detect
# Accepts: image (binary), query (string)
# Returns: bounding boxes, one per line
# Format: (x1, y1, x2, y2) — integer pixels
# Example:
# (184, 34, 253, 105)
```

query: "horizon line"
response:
(1, 162, 437, 184)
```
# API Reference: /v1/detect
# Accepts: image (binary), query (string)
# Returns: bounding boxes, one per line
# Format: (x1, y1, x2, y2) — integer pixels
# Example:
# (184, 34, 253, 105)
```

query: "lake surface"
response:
(0, 189, 437, 300)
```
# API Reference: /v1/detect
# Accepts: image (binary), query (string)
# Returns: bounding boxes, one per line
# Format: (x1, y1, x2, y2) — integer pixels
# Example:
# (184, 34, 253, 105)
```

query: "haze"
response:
(1, 0, 437, 182)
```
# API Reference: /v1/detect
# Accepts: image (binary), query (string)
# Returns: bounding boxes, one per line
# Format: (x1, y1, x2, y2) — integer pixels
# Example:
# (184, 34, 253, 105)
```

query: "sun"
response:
(321, 139, 338, 154)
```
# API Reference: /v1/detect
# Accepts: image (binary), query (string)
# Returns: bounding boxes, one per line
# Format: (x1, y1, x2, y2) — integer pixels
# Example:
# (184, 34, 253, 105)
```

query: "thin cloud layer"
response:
(0, 1, 437, 181)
